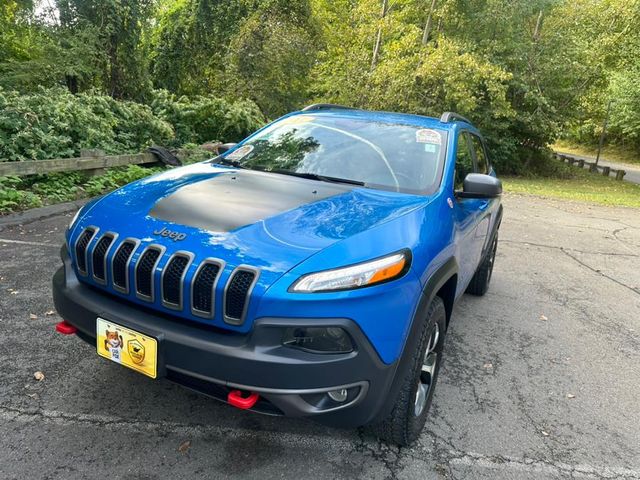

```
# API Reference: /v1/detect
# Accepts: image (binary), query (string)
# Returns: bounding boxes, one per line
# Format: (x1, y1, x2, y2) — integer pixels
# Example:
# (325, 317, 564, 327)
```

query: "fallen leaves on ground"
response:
(178, 440, 191, 453)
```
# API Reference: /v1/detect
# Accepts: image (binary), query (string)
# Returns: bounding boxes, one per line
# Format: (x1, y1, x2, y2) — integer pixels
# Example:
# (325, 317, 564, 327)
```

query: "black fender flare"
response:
(481, 203, 503, 260)
(370, 257, 458, 424)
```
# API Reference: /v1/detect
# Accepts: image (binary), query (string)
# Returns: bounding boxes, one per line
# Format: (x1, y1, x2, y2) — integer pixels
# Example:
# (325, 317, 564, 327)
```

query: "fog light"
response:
(328, 388, 348, 402)
(282, 327, 354, 354)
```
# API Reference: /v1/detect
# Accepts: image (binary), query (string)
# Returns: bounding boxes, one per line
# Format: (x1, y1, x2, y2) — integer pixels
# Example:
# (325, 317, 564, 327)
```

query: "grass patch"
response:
(504, 167, 640, 208)
(553, 140, 640, 167)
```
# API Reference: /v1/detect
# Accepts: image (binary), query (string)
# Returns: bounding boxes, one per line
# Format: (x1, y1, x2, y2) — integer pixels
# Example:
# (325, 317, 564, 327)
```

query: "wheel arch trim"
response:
(370, 257, 458, 424)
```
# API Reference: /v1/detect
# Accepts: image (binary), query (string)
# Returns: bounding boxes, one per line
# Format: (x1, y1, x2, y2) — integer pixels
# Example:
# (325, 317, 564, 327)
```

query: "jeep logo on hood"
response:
(153, 227, 187, 241)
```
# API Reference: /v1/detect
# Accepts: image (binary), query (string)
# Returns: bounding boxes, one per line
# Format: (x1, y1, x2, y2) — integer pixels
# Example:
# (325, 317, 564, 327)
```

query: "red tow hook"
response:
(227, 390, 260, 410)
(55, 321, 78, 335)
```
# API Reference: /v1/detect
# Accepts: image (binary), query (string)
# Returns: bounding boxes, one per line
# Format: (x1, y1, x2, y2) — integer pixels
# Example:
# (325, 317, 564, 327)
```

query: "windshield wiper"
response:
(216, 157, 246, 168)
(270, 169, 365, 186)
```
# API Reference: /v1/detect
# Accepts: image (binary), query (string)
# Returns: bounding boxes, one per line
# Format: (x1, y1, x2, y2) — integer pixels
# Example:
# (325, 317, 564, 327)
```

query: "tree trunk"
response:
(65, 75, 78, 94)
(371, 0, 389, 70)
(422, 0, 438, 45)
(533, 10, 543, 42)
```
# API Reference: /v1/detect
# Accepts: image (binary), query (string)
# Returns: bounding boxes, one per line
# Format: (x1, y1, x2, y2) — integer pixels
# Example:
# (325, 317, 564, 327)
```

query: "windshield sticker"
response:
(416, 129, 441, 145)
(424, 143, 437, 153)
(282, 115, 315, 125)
(225, 144, 254, 161)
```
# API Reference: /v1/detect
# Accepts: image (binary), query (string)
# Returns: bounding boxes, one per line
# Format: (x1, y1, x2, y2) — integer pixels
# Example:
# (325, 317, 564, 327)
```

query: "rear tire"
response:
(466, 234, 498, 296)
(371, 296, 447, 446)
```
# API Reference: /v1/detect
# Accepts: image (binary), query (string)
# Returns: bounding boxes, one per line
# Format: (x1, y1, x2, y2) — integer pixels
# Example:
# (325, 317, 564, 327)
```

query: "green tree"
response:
(225, 0, 320, 117)
(150, 0, 249, 95)
(56, 0, 156, 99)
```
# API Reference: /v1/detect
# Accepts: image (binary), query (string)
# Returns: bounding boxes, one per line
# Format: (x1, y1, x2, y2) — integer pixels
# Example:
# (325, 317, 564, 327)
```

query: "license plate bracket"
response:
(96, 317, 158, 379)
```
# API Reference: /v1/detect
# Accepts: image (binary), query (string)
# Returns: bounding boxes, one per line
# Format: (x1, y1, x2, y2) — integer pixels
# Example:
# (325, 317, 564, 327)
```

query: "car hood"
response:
(73, 163, 429, 276)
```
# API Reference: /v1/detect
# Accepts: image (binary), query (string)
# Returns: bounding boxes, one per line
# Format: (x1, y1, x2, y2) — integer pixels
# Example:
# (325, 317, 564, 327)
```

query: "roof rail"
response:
(301, 103, 357, 112)
(440, 111, 472, 124)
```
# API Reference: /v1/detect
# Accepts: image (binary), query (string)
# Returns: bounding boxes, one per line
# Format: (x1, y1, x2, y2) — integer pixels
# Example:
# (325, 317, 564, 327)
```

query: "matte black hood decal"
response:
(149, 170, 354, 232)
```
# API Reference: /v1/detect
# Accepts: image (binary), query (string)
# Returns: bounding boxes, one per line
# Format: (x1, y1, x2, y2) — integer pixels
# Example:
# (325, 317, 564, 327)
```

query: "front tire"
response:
(466, 234, 498, 296)
(371, 296, 447, 446)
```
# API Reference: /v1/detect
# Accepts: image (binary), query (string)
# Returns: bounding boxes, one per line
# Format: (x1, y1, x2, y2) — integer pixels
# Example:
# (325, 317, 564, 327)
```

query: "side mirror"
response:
(458, 173, 502, 199)
(217, 142, 237, 154)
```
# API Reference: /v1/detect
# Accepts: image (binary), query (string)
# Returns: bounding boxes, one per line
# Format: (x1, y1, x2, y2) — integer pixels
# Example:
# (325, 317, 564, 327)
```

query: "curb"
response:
(0, 199, 89, 231)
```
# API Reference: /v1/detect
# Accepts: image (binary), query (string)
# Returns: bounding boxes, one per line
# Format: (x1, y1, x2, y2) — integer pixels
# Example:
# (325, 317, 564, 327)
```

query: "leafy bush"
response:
(0, 87, 174, 161)
(84, 165, 165, 197)
(0, 175, 41, 212)
(149, 89, 265, 146)
(0, 87, 265, 164)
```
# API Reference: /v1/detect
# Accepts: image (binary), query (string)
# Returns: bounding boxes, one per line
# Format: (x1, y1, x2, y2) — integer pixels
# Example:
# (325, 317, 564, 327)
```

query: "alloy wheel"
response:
(414, 323, 440, 417)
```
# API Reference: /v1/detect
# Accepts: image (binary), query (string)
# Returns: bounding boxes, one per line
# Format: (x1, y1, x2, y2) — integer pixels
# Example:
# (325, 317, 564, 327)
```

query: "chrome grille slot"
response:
(111, 239, 138, 293)
(224, 267, 259, 325)
(191, 260, 224, 318)
(75, 227, 97, 276)
(91, 233, 116, 283)
(161, 252, 192, 309)
(135, 246, 164, 301)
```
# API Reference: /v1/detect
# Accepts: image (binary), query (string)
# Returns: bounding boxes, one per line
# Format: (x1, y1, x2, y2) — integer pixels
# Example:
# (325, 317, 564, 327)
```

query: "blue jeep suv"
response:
(52, 104, 502, 445)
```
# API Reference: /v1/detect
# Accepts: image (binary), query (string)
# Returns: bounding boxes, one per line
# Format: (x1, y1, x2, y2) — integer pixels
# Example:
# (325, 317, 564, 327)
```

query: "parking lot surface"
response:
(1, 194, 639, 479)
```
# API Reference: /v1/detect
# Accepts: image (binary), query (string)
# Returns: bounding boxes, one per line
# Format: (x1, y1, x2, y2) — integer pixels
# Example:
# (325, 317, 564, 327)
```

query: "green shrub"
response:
(84, 164, 166, 197)
(0, 175, 41, 212)
(0, 87, 175, 161)
(0, 88, 265, 163)
(149, 89, 265, 146)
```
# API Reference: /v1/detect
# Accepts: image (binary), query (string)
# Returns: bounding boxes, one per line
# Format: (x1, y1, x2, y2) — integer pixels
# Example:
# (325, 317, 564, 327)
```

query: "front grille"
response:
(162, 253, 191, 308)
(224, 268, 258, 325)
(75, 228, 96, 275)
(112, 240, 137, 292)
(92, 234, 115, 282)
(135, 246, 163, 300)
(74, 229, 262, 328)
(191, 261, 223, 317)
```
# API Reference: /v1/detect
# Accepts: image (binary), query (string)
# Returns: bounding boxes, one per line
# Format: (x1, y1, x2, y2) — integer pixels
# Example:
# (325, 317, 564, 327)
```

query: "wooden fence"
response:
(0, 150, 158, 177)
(554, 152, 626, 181)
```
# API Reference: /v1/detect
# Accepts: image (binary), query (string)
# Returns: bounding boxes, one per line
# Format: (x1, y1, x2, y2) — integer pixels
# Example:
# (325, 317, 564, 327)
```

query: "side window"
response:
(470, 135, 489, 174)
(454, 132, 474, 190)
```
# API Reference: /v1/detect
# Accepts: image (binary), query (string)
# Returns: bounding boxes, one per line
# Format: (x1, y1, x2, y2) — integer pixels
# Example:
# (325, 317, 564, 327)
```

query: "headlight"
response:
(68, 208, 82, 230)
(290, 251, 410, 293)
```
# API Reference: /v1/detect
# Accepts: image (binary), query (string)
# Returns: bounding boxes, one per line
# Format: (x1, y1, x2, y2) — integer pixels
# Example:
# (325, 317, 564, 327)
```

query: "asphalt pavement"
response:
(1, 194, 639, 479)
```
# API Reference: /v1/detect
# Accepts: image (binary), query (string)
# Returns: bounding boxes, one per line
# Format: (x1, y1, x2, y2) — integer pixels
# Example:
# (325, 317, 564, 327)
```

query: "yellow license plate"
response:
(96, 317, 157, 379)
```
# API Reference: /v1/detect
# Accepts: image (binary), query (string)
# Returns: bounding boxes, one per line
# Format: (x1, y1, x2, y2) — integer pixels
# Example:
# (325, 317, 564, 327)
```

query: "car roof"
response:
(287, 108, 474, 131)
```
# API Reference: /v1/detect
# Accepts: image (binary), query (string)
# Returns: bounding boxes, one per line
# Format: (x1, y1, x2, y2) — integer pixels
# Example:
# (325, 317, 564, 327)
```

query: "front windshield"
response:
(223, 114, 448, 194)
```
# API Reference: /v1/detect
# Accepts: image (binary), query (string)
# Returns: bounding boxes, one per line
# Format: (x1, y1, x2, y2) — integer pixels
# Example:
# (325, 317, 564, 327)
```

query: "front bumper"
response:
(52, 259, 399, 427)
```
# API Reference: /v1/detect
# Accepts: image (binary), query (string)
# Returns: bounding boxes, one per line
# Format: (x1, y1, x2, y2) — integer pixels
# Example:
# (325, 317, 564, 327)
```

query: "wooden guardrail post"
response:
(556, 151, 629, 182)
(80, 149, 106, 177)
